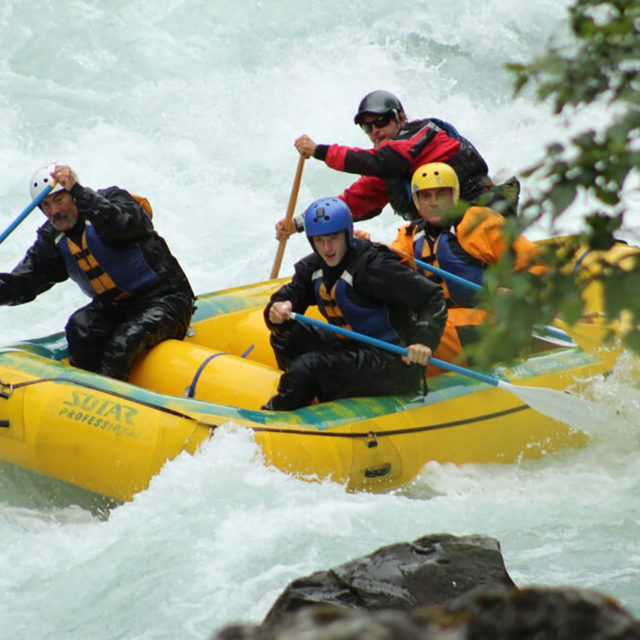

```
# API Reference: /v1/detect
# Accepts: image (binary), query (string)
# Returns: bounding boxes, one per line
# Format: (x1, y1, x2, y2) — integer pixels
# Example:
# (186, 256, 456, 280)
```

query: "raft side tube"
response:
(129, 339, 281, 410)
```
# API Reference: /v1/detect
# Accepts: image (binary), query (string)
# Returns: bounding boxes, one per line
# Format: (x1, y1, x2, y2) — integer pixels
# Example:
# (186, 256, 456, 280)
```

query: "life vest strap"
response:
(317, 279, 353, 338)
(65, 231, 127, 299)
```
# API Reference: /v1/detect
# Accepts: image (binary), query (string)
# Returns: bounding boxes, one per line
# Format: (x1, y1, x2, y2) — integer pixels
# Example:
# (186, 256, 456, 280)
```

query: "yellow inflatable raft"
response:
(0, 269, 620, 503)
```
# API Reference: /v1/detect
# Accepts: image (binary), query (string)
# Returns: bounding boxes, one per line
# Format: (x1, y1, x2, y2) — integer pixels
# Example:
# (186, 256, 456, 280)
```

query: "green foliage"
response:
(476, 0, 640, 365)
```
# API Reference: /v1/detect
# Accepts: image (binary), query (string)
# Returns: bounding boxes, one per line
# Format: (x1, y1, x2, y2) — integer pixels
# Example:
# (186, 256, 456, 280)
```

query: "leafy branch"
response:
(472, 0, 640, 365)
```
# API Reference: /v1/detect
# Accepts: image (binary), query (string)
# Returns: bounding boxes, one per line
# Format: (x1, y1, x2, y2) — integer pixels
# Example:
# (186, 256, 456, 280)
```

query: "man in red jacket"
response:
(276, 90, 518, 240)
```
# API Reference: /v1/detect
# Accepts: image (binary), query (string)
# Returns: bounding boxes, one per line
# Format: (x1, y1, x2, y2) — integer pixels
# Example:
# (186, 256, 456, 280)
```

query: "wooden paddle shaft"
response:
(270, 156, 305, 279)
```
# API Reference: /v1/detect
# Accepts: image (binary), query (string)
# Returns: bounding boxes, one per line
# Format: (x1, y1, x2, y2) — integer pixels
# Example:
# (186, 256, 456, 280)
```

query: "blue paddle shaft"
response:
(288, 311, 606, 431)
(413, 257, 574, 345)
(414, 257, 482, 291)
(0, 183, 56, 245)
(290, 312, 499, 388)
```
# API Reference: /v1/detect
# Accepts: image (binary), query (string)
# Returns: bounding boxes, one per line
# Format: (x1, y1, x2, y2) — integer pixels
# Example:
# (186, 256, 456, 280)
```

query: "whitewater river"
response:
(1, 1, 639, 638)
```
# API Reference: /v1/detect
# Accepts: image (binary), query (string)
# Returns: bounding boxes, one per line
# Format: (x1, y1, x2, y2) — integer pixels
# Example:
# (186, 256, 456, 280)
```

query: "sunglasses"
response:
(359, 112, 395, 133)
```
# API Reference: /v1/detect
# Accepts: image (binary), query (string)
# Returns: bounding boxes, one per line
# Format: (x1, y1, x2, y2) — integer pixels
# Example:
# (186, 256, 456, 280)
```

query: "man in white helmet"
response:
(0, 164, 195, 381)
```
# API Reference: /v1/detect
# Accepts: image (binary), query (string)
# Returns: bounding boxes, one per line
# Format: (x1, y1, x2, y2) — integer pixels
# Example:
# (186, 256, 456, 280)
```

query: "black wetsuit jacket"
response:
(265, 238, 447, 351)
(0, 184, 194, 307)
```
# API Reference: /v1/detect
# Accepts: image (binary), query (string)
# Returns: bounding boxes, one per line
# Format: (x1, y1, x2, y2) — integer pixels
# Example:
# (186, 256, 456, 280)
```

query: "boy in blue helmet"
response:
(263, 197, 447, 411)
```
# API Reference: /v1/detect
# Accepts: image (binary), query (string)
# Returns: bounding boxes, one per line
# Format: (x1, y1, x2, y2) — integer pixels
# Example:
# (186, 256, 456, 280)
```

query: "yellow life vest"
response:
(315, 275, 351, 338)
(63, 230, 131, 300)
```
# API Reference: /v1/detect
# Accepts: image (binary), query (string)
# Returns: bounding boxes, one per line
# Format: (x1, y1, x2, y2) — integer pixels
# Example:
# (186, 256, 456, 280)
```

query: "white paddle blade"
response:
(530, 329, 578, 348)
(496, 380, 611, 433)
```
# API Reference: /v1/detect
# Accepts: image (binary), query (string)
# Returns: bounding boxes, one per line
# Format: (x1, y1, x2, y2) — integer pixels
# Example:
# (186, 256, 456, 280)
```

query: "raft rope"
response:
(250, 404, 529, 439)
(184, 352, 228, 399)
(0, 375, 218, 428)
(0, 375, 529, 440)
(573, 248, 591, 272)
(184, 344, 255, 399)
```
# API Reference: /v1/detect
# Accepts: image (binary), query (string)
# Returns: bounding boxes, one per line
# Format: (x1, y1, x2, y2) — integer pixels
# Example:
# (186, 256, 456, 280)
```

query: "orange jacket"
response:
(391, 206, 546, 282)
(451, 206, 546, 274)
(390, 205, 547, 368)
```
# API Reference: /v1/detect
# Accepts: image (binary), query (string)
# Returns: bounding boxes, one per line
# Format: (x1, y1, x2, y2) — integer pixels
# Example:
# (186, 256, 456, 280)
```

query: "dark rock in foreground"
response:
(265, 533, 514, 622)
(211, 534, 640, 640)
(442, 585, 640, 639)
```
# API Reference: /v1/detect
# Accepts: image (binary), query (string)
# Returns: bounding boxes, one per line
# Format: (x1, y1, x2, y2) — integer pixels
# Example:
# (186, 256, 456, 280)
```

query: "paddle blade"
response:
(496, 380, 612, 434)
(531, 324, 577, 348)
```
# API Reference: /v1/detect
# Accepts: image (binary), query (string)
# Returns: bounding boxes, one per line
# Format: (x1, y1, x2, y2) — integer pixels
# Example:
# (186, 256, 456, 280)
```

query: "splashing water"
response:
(1, 1, 639, 638)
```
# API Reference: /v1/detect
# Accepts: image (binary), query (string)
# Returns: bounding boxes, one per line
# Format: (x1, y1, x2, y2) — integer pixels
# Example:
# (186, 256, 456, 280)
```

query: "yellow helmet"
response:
(411, 162, 459, 206)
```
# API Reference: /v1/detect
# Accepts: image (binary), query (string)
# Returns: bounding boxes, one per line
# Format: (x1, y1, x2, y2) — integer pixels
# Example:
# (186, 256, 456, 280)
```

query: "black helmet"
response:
(353, 90, 404, 124)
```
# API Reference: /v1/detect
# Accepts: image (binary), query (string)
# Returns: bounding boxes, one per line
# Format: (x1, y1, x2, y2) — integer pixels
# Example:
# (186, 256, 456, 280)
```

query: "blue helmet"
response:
(304, 197, 354, 247)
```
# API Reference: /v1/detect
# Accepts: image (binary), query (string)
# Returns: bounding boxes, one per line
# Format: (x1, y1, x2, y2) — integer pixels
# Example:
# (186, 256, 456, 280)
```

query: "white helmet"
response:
(29, 164, 65, 201)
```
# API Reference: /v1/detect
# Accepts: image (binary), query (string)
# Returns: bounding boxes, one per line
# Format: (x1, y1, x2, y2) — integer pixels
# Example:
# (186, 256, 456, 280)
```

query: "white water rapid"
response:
(1, 1, 639, 638)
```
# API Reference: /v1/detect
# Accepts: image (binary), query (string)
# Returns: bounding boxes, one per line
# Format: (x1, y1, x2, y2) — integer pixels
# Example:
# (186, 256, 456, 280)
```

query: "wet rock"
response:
(210, 534, 640, 640)
(214, 605, 463, 639)
(439, 584, 640, 639)
(264, 533, 515, 623)
(214, 589, 640, 640)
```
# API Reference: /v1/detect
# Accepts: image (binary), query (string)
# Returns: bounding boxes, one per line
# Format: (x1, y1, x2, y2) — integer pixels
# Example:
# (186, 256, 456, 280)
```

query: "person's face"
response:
(312, 232, 348, 267)
(41, 191, 79, 231)
(415, 187, 456, 226)
(359, 112, 402, 148)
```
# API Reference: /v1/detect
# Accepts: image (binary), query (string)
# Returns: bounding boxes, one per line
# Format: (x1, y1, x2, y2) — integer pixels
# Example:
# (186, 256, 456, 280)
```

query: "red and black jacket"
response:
(314, 119, 490, 221)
